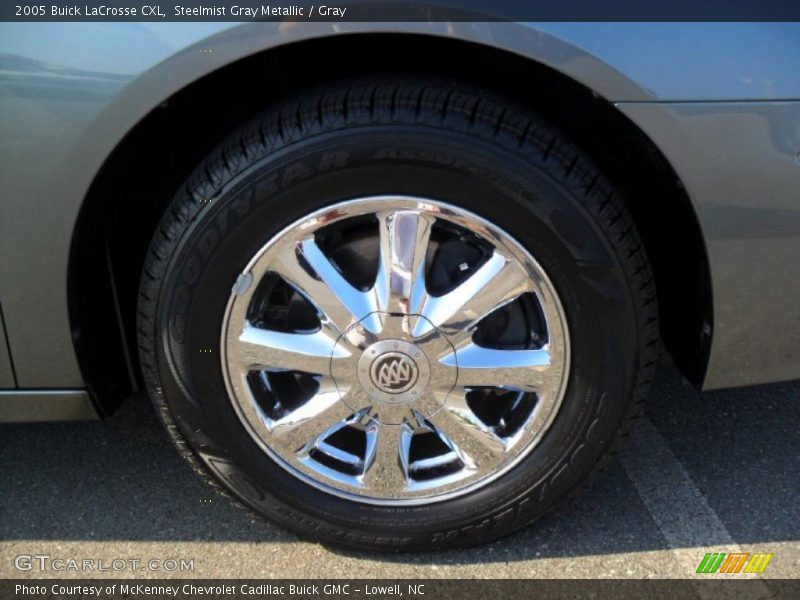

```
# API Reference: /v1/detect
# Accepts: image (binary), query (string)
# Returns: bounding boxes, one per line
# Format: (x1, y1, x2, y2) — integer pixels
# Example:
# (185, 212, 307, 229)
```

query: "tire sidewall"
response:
(153, 126, 640, 547)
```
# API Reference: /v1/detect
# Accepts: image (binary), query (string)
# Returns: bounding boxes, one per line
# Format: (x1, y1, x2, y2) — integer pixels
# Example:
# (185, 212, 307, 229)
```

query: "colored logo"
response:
(696, 553, 773, 574)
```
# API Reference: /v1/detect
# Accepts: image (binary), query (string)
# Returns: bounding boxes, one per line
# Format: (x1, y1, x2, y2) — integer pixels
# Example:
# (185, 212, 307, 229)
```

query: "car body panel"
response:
(0, 309, 15, 387)
(1, 21, 799, 402)
(617, 100, 800, 389)
(0, 390, 98, 421)
(540, 22, 800, 101)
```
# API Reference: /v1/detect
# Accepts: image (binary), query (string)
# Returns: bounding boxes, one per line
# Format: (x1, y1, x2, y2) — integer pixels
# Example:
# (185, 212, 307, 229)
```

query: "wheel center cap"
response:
(330, 312, 455, 424)
(357, 339, 431, 404)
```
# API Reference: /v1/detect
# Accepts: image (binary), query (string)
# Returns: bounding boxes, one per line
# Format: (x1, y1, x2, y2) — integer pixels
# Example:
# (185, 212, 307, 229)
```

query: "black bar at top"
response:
(3, 0, 800, 22)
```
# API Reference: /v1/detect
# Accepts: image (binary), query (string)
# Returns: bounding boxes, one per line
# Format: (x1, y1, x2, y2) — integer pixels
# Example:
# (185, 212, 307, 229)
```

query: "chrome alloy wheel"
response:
(221, 196, 570, 505)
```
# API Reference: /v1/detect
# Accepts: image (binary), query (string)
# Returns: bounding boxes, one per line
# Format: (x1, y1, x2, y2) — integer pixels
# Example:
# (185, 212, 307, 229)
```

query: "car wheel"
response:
(138, 77, 659, 550)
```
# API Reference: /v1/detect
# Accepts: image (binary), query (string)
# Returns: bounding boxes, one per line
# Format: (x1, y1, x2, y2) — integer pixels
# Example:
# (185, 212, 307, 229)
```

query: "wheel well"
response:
(69, 33, 712, 414)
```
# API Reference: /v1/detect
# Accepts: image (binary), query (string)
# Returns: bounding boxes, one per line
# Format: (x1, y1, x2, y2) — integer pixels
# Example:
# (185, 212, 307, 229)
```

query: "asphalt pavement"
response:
(1, 364, 798, 580)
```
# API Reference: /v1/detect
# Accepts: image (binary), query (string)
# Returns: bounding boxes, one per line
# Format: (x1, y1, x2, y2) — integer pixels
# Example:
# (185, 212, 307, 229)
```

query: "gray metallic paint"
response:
(0, 307, 15, 387)
(1, 22, 799, 404)
(0, 390, 98, 421)
(617, 100, 800, 389)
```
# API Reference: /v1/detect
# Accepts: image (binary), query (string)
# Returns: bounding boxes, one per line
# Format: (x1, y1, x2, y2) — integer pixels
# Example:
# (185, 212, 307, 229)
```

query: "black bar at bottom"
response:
(2, 579, 799, 600)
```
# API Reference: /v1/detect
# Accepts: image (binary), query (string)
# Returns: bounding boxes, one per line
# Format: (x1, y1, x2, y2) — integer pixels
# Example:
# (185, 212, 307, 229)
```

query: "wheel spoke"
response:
(441, 342, 552, 392)
(426, 392, 506, 467)
(374, 210, 434, 317)
(272, 238, 380, 333)
(362, 422, 410, 495)
(412, 251, 532, 338)
(235, 321, 350, 375)
(271, 385, 355, 453)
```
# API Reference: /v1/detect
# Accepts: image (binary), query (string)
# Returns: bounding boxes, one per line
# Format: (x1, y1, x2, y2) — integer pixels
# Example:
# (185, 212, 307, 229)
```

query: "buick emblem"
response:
(370, 353, 419, 394)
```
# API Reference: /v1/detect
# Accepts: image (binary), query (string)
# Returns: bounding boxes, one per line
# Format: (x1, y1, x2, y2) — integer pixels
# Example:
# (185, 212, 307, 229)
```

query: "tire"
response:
(138, 77, 659, 551)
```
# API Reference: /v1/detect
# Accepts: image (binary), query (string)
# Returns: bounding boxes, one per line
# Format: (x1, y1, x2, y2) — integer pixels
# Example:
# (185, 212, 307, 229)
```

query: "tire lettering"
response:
(281, 161, 313, 186)
(319, 150, 348, 170)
